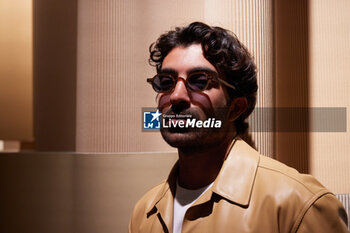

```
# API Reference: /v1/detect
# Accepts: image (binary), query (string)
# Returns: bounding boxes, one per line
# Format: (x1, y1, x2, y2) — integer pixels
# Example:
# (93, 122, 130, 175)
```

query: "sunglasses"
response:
(147, 71, 237, 93)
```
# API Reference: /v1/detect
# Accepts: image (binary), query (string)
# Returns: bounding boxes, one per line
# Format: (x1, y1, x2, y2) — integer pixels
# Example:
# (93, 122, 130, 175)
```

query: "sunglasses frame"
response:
(147, 71, 237, 93)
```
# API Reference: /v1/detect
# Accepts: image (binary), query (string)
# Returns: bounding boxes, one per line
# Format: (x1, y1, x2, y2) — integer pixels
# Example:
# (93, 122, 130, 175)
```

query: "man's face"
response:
(157, 44, 233, 149)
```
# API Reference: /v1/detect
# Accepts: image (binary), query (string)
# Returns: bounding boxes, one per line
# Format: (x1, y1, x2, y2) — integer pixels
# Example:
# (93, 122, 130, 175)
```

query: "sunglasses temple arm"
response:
(217, 78, 237, 91)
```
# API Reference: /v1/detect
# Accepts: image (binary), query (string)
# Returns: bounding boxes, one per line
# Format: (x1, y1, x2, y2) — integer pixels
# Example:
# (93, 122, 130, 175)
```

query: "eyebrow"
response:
(158, 68, 177, 75)
(158, 67, 218, 75)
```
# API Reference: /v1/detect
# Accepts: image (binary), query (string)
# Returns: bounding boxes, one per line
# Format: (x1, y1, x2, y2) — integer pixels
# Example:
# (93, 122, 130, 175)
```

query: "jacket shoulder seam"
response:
(258, 163, 326, 195)
(291, 191, 333, 233)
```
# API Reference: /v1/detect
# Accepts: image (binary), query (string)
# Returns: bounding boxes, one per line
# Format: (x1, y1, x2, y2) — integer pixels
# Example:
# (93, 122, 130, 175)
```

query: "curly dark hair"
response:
(149, 22, 258, 135)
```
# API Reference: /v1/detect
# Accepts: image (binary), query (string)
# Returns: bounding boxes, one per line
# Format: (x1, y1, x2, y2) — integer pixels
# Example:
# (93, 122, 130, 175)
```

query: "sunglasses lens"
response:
(153, 74, 174, 92)
(187, 73, 209, 91)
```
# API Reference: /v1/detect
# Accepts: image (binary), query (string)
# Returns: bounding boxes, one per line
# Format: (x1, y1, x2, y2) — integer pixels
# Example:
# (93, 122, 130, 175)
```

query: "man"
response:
(129, 22, 349, 233)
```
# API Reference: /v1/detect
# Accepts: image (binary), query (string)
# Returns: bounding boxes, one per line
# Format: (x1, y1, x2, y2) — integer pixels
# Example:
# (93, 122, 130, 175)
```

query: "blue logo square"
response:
(143, 110, 161, 129)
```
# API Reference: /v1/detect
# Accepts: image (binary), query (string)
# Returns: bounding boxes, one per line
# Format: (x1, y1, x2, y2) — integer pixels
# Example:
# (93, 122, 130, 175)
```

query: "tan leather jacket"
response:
(129, 139, 349, 233)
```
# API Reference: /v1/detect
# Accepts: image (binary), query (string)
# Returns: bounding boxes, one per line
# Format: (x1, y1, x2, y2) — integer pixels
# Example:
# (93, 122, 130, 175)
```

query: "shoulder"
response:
(255, 155, 348, 232)
(258, 154, 327, 195)
(255, 154, 331, 211)
(232, 139, 329, 198)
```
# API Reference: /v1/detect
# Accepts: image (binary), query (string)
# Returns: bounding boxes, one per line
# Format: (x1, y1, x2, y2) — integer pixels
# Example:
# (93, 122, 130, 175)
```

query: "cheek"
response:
(158, 94, 171, 112)
(191, 90, 228, 116)
(191, 92, 213, 113)
(204, 88, 229, 108)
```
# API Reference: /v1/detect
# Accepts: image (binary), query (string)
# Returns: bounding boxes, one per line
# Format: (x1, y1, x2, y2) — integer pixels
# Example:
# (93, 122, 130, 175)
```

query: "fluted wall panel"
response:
(33, 0, 78, 151)
(76, 0, 204, 152)
(76, 0, 274, 154)
(308, 0, 350, 193)
(274, 0, 309, 173)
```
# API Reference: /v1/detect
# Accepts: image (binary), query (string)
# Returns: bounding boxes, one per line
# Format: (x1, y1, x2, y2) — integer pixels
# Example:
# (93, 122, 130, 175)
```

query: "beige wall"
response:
(75, 0, 275, 156)
(308, 0, 350, 194)
(0, 0, 33, 140)
(0, 152, 178, 233)
(274, 0, 309, 173)
(33, 0, 78, 151)
(273, 0, 350, 194)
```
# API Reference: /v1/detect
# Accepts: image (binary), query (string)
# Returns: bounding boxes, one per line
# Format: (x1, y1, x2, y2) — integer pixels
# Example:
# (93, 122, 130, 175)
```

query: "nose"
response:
(169, 78, 191, 110)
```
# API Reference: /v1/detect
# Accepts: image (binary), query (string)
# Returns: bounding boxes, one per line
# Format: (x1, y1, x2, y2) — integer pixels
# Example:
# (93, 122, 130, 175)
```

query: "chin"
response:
(161, 131, 196, 148)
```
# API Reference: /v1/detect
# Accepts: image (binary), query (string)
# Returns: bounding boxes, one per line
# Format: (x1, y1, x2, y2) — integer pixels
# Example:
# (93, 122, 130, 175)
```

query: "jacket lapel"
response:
(145, 162, 178, 232)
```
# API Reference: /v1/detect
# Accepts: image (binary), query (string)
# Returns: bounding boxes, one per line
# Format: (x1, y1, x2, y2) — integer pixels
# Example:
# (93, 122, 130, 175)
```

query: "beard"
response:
(160, 106, 232, 150)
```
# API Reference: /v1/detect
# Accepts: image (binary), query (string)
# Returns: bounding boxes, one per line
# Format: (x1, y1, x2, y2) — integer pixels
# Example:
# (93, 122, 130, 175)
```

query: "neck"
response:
(177, 135, 235, 189)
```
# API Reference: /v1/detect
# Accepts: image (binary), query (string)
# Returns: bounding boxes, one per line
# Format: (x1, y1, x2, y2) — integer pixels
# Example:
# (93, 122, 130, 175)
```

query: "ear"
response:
(227, 97, 248, 122)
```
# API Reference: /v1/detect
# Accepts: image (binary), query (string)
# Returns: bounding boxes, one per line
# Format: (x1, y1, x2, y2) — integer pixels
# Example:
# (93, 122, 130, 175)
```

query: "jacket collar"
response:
(145, 161, 178, 227)
(146, 138, 260, 217)
(211, 138, 260, 206)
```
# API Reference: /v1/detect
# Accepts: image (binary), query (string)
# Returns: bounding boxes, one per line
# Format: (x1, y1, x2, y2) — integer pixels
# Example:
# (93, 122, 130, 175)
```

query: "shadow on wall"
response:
(274, 0, 309, 174)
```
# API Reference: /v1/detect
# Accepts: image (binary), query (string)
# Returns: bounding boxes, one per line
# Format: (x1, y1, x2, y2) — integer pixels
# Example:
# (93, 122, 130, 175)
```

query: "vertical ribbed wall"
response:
(77, 0, 142, 152)
(309, 0, 350, 194)
(274, 0, 309, 173)
(76, 0, 274, 154)
(34, 0, 77, 151)
(76, 0, 205, 152)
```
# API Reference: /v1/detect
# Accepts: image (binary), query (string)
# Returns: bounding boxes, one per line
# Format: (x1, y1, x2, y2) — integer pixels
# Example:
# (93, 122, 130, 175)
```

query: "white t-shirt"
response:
(173, 181, 213, 233)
